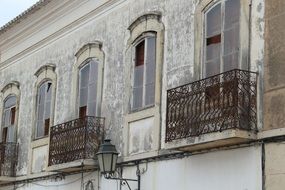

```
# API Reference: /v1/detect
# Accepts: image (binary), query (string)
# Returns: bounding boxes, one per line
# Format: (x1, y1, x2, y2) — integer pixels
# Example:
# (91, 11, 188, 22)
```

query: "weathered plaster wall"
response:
(265, 143, 285, 190)
(264, 0, 285, 130)
(0, 0, 265, 179)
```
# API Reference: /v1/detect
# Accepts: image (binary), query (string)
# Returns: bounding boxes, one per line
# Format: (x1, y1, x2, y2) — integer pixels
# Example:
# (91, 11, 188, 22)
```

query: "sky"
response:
(0, 0, 39, 27)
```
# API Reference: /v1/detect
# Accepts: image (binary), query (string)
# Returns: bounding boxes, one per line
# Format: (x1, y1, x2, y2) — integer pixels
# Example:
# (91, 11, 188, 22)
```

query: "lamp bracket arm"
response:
(104, 176, 138, 182)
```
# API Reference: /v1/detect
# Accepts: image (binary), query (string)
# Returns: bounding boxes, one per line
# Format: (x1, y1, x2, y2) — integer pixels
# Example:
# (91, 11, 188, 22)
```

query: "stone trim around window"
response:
(32, 64, 57, 142)
(0, 81, 21, 143)
(71, 41, 105, 118)
(123, 12, 164, 160)
(194, 0, 250, 80)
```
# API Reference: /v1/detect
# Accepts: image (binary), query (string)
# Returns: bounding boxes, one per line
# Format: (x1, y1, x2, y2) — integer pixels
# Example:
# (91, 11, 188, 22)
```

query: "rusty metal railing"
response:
(48, 116, 104, 166)
(165, 69, 257, 142)
(0, 142, 18, 177)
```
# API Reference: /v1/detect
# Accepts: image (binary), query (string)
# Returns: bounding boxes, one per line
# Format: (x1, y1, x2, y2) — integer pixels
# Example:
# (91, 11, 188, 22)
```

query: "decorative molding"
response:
(75, 41, 102, 58)
(0, 0, 52, 35)
(34, 64, 56, 77)
(0, 0, 121, 70)
(128, 11, 162, 31)
(1, 81, 20, 94)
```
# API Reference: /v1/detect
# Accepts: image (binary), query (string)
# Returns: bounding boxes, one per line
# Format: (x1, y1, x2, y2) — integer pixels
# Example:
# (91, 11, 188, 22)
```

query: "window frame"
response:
(35, 80, 53, 139)
(203, 0, 241, 78)
(124, 13, 164, 159)
(73, 42, 105, 119)
(0, 81, 20, 144)
(33, 64, 57, 141)
(131, 32, 157, 112)
(77, 59, 99, 117)
(194, 0, 250, 80)
(1, 94, 17, 143)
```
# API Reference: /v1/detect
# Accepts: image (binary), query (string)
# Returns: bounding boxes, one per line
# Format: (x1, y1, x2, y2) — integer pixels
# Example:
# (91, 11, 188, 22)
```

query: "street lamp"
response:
(96, 139, 141, 190)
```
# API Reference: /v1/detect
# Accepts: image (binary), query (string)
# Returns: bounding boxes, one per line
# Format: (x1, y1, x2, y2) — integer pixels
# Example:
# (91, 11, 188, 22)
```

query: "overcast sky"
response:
(0, 0, 39, 27)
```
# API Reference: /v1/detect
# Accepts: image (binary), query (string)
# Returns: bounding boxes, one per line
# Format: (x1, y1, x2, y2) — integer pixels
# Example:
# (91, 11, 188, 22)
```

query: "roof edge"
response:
(0, 0, 52, 35)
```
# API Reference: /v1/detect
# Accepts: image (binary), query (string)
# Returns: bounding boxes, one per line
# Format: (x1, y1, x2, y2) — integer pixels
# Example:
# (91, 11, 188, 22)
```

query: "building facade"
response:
(0, 0, 282, 189)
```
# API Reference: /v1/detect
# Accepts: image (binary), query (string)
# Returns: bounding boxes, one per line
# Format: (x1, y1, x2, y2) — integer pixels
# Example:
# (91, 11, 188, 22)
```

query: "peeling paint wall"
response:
(0, 0, 265, 186)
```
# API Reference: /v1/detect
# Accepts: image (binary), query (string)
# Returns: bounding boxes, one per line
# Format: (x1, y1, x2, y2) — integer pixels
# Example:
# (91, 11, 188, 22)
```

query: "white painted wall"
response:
(123, 146, 262, 190)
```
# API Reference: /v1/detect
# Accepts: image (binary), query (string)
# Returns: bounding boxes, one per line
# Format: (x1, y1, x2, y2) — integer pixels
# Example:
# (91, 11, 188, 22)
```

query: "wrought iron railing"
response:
(0, 143, 18, 177)
(165, 69, 257, 142)
(48, 116, 105, 166)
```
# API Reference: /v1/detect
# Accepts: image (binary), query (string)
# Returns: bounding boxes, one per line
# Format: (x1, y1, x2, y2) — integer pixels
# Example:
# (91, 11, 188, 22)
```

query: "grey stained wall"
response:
(0, 0, 264, 176)
(0, 0, 196, 175)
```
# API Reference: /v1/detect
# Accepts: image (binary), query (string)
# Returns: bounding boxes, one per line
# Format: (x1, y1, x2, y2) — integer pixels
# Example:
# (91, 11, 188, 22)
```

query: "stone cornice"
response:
(0, 0, 121, 70)
(0, 0, 52, 35)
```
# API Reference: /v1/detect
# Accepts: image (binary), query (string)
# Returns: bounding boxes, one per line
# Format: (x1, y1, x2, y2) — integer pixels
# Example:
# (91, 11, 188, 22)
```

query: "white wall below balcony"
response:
(123, 146, 262, 190)
(11, 146, 261, 190)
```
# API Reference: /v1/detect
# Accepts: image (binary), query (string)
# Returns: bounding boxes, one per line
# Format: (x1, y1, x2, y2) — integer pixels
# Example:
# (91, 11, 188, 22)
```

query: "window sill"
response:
(129, 104, 155, 114)
(164, 129, 257, 152)
(31, 136, 49, 148)
(126, 106, 157, 121)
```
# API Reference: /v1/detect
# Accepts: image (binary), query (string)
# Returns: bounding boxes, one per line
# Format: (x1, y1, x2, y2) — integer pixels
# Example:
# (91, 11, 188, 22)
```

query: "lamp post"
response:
(96, 139, 141, 190)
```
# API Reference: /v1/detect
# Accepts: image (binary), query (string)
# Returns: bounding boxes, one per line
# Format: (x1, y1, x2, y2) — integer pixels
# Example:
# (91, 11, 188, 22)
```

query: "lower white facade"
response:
(7, 146, 261, 190)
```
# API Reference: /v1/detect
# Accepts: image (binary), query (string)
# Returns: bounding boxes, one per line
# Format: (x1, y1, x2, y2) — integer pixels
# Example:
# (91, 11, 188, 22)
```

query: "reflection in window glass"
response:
(78, 60, 98, 117)
(204, 0, 240, 77)
(2, 95, 17, 142)
(132, 34, 156, 110)
(36, 81, 52, 138)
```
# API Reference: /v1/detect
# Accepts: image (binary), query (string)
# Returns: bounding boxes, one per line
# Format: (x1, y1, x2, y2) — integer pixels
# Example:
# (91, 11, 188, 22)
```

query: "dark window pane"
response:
(79, 106, 87, 118)
(46, 82, 52, 101)
(136, 40, 145, 66)
(2, 127, 8, 142)
(44, 119, 50, 136)
(11, 107, 16, 125)
(206, 34, 221, 46)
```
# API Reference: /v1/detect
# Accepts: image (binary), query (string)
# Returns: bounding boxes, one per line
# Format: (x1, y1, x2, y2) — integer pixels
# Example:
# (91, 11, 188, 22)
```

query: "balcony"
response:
(0, 143, 17, 183)
(48, 116, 104, 172)
(165, 69, 257, 151)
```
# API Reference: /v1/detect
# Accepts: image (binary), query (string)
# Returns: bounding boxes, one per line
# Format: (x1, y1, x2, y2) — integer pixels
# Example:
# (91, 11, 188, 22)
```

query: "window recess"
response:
(132, 33, 156, 111)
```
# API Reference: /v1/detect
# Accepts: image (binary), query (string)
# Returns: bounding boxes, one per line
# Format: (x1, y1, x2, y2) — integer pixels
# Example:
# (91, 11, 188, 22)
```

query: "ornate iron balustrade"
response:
(0, 143, 18, 177)
(48, 116, 105, 166)
(166, 69, 257, 142)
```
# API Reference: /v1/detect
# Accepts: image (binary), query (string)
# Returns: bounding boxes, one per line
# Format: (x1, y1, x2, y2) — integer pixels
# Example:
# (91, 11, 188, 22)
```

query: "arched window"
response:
(132, 32, 156, 110)
(78, 60, 98, 117)
(204, 0, 240, 77)
(73, 42, 104, 119)
(2, 95, 17, 142)
(35, 81, 53, 138)
(34, 64, 56, 140)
